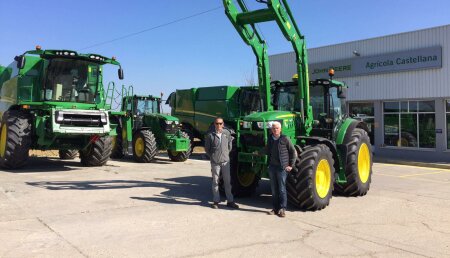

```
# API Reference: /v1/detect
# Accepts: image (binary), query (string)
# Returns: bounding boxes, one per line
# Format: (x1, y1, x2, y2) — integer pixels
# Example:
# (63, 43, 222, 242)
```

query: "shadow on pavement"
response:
(2, 157, 85, 173)
(131, 176, 272, 213)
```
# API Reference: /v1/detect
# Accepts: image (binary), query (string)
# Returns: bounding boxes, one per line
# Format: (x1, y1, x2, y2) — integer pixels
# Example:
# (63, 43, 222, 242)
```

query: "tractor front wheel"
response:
(220, 150, 259, 197)
(79, 136, 113, 166)
(287, 144, 335, 211)
(132, 130, 158, 163)
(0, 111, 32, 169)
(110, 127, 124, 159)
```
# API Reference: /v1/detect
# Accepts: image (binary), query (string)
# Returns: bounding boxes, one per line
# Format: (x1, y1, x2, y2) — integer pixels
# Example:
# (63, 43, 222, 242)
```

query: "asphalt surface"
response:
(1, 153, 449, 257)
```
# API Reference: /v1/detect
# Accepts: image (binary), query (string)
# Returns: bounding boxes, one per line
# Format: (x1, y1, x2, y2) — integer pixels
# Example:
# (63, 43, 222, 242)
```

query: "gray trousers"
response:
(211, 161, 234, 203)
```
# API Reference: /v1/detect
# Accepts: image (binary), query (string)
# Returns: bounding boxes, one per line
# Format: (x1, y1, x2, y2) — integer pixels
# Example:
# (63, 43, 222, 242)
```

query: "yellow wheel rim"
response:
(135, 137, 145, 157)
(315, 159, 331, 198)
(122, 128, 127, 141)
(358, 143, 371, 183)
(0, 125, 7, 158)
(111, 136, 117, 150)
(237, 170, 256, 187)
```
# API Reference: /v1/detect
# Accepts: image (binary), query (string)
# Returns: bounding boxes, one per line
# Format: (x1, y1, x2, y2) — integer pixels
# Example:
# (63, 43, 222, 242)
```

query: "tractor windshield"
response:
(310, 86, 345, 121)
(44, 58, 99, 103)
(273, 85, 300, 111)
(136, 99, 159, 115)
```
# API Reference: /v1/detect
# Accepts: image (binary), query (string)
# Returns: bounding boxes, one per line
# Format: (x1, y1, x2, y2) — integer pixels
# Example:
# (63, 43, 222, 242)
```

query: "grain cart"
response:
(222, 0, 373, 210)
(167, 85, 261, 145)
(110, 86, 191, 162)
(0, 46, 124, 169)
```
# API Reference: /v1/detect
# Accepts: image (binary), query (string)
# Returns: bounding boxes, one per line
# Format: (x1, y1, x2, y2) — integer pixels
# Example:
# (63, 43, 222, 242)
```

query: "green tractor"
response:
(0, 46, 124, 169)
(221, 0, 373, 210)
(110, 86, 192, 162)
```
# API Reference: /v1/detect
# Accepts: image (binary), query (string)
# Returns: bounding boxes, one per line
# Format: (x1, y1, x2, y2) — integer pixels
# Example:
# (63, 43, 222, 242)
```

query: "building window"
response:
(383, 101, 435, 148)
(349, 102, 375, 144)
(447, 100, 450, 149)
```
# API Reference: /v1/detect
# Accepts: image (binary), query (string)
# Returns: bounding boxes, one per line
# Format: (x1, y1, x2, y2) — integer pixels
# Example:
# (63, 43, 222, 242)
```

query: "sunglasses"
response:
(215, 122, 223, 125)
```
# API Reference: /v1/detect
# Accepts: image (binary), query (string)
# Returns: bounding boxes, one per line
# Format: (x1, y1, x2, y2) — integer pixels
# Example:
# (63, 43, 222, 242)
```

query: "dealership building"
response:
(270, 24, 450, 162)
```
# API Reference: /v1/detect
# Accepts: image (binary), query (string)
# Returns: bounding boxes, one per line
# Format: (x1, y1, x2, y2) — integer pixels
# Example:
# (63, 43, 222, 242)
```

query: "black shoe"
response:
(278, 208, 286, 218)
(226, 202, 239, 209)
(267, 209, 277, 215)
(211, 202, 219, 209)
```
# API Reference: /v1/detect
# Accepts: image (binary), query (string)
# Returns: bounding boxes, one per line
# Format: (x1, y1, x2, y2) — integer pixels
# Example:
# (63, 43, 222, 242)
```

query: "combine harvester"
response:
(0, 46, 124, 169)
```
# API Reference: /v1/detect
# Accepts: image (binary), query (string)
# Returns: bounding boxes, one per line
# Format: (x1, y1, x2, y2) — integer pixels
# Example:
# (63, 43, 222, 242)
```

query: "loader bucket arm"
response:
(223, 0, 313, 133)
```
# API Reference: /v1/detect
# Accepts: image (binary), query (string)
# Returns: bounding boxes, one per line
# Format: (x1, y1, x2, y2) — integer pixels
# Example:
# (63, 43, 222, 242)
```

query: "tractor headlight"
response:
(165, 120, 174, 125)
(256, 121, 276, 129)
(174, 121, 179, 125)
(242, 121, 252, 129)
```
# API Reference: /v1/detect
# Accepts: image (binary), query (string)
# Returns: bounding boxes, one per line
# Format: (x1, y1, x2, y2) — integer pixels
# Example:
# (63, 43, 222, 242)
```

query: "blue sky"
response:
(1, 0, 450, 105)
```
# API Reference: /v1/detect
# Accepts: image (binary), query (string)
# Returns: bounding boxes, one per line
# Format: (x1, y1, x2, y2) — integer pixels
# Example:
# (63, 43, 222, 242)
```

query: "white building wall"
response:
(269, 25, 450, 102)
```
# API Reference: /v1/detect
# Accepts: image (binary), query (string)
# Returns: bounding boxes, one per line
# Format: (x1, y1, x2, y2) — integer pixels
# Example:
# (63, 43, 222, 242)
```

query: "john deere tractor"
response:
(0, 46, 124, 169)
(222, 0, 373, 210)
(110, 86, 191, 162)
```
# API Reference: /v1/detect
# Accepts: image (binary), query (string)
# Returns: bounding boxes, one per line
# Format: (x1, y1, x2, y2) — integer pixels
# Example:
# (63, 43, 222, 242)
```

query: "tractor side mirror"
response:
(15, 55, 26, 69)
(118, 68, 124, 80)
(338, 87, 346, 99)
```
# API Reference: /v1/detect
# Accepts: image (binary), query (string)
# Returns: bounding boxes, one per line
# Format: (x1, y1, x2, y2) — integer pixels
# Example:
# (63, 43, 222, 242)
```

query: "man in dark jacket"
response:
(204, 117, 239, 209)
(266, 121, 296, 217)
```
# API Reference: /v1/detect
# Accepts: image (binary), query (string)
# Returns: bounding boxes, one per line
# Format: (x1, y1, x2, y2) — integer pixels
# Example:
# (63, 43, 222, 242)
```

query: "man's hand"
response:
(285, 166, 293, 172)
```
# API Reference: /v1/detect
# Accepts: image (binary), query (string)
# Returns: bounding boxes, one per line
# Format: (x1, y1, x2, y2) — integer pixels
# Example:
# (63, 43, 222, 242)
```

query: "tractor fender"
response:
(298, 136, 342, 175)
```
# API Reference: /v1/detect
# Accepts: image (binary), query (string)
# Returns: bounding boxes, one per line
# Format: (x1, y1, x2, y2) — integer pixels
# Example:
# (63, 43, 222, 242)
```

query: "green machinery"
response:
(218, 0, 373, 210)
(110, 86, 191, 162)
(167, 85, 261, 144)
(0, 46, 123, 169)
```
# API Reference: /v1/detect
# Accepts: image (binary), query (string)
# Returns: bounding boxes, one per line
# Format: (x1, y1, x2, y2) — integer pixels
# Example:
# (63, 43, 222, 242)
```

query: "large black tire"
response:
(0, 111, 32, 169)
(334, 128, 372, 196)
(79, 136, 113, 166)
(59, 150, 78, 160)
(110, 127, 124, 159)
(218, 148, 259, 197)
(132, 130, 158, 163)
(287, 144, 335, 211)
(168, 131, 192, 162)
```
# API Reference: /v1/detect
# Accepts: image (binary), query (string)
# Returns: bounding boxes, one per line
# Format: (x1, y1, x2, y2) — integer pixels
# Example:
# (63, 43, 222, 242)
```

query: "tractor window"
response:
(310, 86, 324, 120)
(274, 86, 298, 111)
(136, 99, 159, 115)
(329, 87, 344, 119)
(44, 58, 98, 103)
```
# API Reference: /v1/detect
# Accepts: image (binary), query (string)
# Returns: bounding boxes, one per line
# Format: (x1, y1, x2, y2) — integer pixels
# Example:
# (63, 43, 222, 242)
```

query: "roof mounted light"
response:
(36, 45, 42, 51)
(328, 69, 335, 77)
(112, 56, 116, 61)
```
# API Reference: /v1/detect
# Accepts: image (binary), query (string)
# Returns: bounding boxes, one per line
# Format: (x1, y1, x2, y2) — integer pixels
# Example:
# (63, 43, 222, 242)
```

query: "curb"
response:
(374, 158, 450, 170)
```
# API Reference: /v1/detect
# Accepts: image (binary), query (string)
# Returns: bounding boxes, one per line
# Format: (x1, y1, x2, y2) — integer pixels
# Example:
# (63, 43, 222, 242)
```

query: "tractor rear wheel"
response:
(168, 131, 192, 162)
(79, 136, 113, 166)
(110, 127, 124, 159)
(59, 150, 78, 160)
(0, 111, 32, 169)
(287, 144, 335, 211)
(334, 128, 372, 196)
(132, 130, 158, 163)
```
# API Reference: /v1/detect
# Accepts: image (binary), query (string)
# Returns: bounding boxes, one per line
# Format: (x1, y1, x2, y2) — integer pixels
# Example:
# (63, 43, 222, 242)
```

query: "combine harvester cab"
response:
(0, 46, 124, 169)
(110, 86, 191, 162)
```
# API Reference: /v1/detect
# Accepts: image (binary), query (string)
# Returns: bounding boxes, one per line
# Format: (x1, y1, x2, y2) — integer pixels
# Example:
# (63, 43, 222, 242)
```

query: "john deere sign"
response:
(309, 46, 442, 80)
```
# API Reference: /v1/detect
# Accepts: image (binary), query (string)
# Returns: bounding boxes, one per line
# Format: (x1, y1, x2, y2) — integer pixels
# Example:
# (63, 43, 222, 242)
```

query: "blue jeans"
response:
(269, 165, 288, 211)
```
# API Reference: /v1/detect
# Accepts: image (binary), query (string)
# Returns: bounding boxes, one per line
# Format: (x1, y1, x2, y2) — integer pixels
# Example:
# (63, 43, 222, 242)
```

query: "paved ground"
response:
(1, 153, 449, 258)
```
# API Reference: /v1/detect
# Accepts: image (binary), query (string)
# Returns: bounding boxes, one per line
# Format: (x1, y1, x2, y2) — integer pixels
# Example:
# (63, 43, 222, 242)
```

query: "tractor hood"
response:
(147, 113, 179, 122)
(242, 111, 296, 122)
